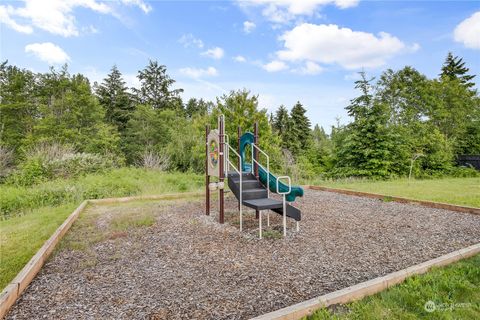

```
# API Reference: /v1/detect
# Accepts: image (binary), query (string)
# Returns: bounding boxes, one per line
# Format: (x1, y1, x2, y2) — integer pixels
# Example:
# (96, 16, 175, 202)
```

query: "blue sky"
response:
(1, 0, 479, 131)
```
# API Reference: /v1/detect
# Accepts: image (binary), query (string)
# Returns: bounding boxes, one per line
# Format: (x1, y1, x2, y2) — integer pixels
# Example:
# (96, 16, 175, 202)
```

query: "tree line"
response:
(0, 52, 478, 184)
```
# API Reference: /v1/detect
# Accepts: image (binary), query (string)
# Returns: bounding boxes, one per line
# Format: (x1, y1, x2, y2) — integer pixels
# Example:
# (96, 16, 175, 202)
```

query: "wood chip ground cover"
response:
(6, 190, 480, 319)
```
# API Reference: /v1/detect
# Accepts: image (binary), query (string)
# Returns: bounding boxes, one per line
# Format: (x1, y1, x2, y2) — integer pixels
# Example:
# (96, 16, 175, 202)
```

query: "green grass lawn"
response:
(0, 204, 77, 289)
(310, 177, 480, 208)
(308, 254, 480, 320)
(0, 168, 203, 290)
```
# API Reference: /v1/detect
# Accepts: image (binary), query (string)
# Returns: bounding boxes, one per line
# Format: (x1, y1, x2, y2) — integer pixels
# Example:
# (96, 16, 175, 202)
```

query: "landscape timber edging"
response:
(305, 185, 480, 215)
(250, 242, 480, 320)
(0, 191, 204, 320)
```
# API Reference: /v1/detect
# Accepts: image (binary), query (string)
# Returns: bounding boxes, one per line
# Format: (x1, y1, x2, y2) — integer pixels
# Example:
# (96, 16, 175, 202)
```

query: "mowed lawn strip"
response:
(311, 177, 480, 208)
(308, 254, 480, 320)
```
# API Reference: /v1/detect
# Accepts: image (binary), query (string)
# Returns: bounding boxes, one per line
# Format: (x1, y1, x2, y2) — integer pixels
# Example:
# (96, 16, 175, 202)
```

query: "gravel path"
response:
(7, 190, 480, 320)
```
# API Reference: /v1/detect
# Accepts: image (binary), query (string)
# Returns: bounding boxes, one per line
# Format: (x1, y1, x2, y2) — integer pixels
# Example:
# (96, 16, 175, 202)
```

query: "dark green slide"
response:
(239, 133, 304, 202)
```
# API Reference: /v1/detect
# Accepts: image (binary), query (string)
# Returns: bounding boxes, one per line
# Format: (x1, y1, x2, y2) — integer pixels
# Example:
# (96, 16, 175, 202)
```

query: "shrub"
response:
(447, 165, 479, 178)
(0, 146, 14, 181)
(137, 150, 170, 170)
(48, 152, 116, 178)
(7, 143, 117, 186)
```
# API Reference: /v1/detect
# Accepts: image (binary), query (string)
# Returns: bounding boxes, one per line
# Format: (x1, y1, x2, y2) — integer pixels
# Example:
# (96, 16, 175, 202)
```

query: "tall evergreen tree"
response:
(346, 71, 374, 120)
(185, 98, 211, 117)
(27, 67, 120, 154)
(94, 65, 133, 133)
(272, 105, 289, 139)
(440, 52, 476, 88)
(290, 101, 311, 152)
(133, 60, 183, 110)
(312, 124, 328, 147)
(0, 61, 38, 155)
(334, 73, 396, 178)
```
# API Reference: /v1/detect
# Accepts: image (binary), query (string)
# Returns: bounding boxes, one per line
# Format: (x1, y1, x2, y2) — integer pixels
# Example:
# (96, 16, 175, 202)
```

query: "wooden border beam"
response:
(0, 191, 203, 319)
(305, 185, 480, 215)
(250, 243, 480, 320)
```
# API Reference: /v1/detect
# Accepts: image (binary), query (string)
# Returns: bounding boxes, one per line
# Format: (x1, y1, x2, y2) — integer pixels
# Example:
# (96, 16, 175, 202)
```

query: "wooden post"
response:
(205, 125, 210, 216)
(219, 116, 225, 224)
(254, 122, 259, 219)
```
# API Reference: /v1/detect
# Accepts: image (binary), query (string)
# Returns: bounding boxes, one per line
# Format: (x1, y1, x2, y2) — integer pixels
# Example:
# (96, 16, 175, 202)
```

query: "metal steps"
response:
(227, 171, 301, 221)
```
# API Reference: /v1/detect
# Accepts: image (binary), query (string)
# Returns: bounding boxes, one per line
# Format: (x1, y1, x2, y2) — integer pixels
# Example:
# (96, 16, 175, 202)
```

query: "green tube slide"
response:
(239, 132, 304, 202)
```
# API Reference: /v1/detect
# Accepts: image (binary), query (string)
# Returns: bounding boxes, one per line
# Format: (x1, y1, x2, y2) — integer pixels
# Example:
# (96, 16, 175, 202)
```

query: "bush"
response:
(447, 165, 479, 178)
(0, 146, 14, 181)
(7, 143, 117, 186)
(49, 152, 116, 178)
(137, 150, 170, 170)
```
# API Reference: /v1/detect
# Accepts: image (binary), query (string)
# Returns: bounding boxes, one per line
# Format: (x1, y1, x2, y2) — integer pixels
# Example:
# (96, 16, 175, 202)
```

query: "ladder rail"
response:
(251, 143, 270, 198)
(276, 176, 292, 237)
(225, 142, 243, 231)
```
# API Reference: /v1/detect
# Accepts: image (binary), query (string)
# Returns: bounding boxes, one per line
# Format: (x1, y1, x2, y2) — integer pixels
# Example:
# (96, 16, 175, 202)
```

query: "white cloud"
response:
(240, 0, 359, 24)
(201, 47, 225, 59)
(276, 23, 407, 69)
(0, 5, 33, 33)
(293, 61, 323, 75)
(233, 55, 247, 62)
(0, 0, 151, 37)
(120, 0, 152, 14)
(178, 33, 204, 48)
(344, 72, 362, 81)
(454, 11, 480, 50)
(179, 66, 219, 79)
(25, 42, 70, 65)
(243, 20, 256, 33)
(263, 60, 288, 72)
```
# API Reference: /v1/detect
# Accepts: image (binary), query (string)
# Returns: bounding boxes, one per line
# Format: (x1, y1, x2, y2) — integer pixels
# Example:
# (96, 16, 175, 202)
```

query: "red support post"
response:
(254, 122, 259, 219)
(205, 125, 210, 216)
(219, 117, 225, 224)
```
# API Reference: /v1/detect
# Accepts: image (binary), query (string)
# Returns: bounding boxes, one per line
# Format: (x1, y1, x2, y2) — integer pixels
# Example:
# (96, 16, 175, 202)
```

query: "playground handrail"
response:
(276, 175, 292, 237)
(251, 143, 270, 198)
(225, 142, 243, 232)
(223, 133, 229, 176)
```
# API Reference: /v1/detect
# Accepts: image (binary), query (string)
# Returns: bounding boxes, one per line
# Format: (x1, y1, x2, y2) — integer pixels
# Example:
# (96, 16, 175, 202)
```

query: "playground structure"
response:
(205, 115, 304, 238)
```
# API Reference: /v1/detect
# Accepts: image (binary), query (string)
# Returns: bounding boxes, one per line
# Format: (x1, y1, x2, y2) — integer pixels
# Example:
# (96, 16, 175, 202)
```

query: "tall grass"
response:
(0, 168, 203, 218)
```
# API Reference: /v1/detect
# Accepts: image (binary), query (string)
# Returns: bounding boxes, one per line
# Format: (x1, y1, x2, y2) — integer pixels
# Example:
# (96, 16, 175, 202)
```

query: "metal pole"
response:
(238, 126, 241, 211)
(283, 195, 286, 237)
(254, 122, 259, 220)
(205, 125, 210, 216)
(259, 211, 262, 239)
(238, 126, 242, 171)
(219, 116, 225, 224)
